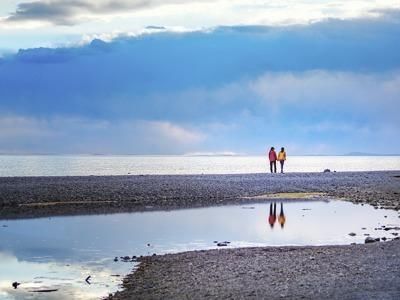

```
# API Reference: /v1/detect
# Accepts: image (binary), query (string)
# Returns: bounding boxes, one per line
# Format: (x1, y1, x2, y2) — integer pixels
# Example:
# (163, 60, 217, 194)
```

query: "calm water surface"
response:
(0, 200, 399, 299)
(0, 155, 399, 176)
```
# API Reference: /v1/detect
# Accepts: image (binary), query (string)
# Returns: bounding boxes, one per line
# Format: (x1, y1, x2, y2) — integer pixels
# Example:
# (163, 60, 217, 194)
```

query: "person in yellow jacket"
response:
(277, 147, 286, 173)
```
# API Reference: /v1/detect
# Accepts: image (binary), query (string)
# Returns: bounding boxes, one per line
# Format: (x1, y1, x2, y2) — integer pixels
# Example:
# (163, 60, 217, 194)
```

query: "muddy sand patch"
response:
(242, 192, 327, 200)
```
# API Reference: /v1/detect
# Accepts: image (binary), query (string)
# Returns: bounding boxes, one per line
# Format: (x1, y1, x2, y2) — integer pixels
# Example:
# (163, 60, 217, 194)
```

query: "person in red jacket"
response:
(268, 147, 277, 173)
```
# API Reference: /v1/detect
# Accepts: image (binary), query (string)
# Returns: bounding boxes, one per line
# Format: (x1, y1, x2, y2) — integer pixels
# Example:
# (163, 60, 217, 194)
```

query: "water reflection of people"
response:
(268, 202, 286, 229)
(278, 202, 286, 228)
(268, 202, 276, 228)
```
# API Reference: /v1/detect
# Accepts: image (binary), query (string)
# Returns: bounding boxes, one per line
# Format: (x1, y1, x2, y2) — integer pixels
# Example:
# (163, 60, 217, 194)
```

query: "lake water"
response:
(0, 155, 399, 177)
(1, 199, 399, 299)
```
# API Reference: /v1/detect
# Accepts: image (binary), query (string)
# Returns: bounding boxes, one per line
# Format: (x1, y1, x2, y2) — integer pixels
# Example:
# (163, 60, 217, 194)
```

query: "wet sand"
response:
(1, 171, 400, 299)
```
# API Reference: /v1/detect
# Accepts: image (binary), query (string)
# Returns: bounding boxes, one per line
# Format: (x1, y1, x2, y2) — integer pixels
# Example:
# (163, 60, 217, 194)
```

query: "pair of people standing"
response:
(268, 147, 286, 173)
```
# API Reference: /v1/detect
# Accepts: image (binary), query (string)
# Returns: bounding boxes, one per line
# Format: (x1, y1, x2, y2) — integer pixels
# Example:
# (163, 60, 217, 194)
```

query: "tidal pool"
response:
(0, 199, 399, 299)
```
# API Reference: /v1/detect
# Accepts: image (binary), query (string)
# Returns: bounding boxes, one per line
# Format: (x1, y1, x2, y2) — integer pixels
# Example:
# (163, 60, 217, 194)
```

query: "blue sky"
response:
(0, 1, 399, 155)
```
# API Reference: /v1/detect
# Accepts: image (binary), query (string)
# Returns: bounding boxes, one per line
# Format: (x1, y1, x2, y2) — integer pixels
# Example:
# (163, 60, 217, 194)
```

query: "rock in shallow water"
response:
(365, 237, 381, 243)
(365, 237, 377, 243)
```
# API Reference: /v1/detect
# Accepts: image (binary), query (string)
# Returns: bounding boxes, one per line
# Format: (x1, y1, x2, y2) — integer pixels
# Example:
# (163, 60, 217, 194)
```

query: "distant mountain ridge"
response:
(345, 152, 400, 156)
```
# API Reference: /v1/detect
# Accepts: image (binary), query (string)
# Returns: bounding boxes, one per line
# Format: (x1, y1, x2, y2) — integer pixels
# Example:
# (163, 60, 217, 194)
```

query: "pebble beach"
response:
(1, 171, 400, 299)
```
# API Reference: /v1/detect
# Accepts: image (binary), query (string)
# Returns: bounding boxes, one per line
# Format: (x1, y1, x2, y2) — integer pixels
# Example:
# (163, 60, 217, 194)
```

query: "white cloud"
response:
(1, 1, 399, 53)
(2, 0, 400, 28)
(0, 116, 206, 154)
(138, 120, 206, 145)
(249, 70, 400, 113)
(0, 115, 54, 138)
(298, 121, 371, 135)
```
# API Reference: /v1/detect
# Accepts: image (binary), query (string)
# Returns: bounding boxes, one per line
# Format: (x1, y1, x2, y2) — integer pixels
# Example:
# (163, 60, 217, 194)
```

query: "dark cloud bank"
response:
(5, 0, 199, 25)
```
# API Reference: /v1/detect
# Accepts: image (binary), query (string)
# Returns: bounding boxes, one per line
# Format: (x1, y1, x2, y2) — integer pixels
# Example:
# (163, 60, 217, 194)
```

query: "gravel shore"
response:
(1, 171, 399, 219)
(111, 240, 400, 300)
(1, 171, 399, 299)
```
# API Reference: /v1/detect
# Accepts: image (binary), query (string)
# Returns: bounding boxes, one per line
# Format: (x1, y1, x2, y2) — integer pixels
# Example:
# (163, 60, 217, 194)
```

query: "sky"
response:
(0, 1, 399, 155)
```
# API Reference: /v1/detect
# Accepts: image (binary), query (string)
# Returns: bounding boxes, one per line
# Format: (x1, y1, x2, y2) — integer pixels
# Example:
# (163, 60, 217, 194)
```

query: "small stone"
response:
(348, 232, 356, 237)
(217, 242, 228, 247)
(113, 257, 118, 262)
(361, 227, 366, 230)
(12, 282, 20, 289)
(323, 169, 331, 173)
(381, 237, 387, 241)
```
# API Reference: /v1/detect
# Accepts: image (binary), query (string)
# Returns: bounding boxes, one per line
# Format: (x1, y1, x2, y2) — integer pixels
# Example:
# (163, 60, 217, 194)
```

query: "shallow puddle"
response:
(0, 199, 399, 299)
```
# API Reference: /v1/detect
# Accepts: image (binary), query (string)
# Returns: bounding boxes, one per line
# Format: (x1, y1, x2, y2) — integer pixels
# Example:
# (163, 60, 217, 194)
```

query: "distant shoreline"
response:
(1, 155, 399, 177)
(0, 153, 399, 156)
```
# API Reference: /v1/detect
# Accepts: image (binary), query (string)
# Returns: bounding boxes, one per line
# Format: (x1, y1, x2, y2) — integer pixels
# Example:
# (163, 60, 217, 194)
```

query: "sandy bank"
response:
(0, 171, 399, 219)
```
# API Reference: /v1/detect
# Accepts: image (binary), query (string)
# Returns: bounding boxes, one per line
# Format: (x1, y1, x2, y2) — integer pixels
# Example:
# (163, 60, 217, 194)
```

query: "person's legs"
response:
(270, 161, 273, 173)
(280, 160, 284, 173)
(273, 161, 277, 173)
